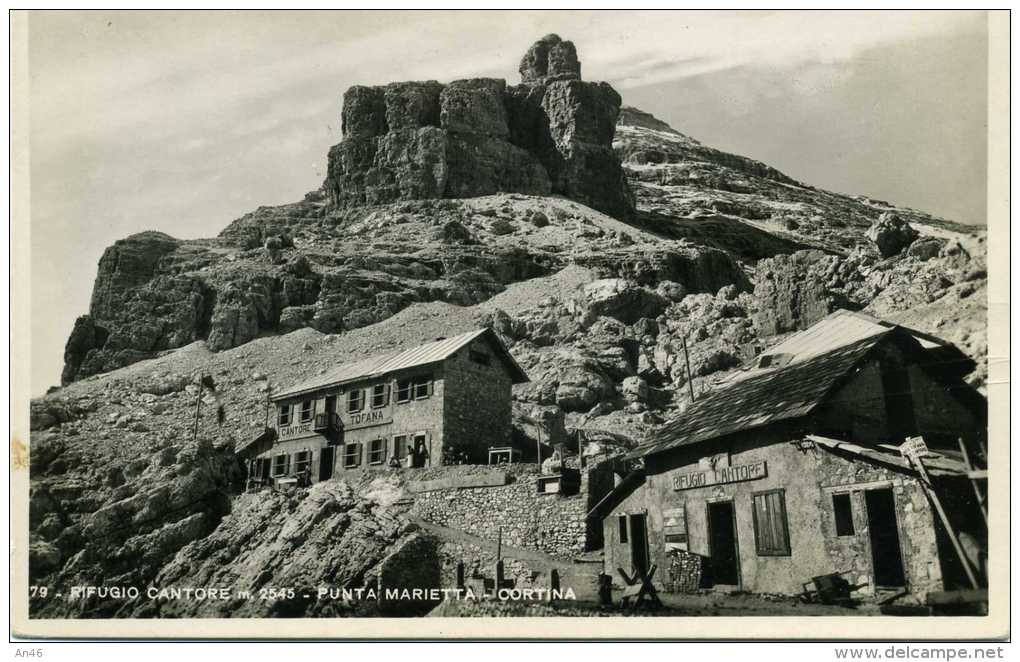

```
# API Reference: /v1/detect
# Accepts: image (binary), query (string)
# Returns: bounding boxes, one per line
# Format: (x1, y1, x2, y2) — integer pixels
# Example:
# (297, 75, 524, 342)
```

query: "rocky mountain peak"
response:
(325, 34, 633, 220)
(519, 34, 581, 85)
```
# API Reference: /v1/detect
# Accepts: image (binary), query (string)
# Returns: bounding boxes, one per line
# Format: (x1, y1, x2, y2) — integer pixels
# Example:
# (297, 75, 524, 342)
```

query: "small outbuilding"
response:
(600, 310, 987, 600)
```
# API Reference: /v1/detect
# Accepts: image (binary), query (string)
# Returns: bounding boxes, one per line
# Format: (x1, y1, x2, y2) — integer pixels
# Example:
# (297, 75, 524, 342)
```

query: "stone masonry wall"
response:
(441, 337, 514, 464)
(411, 464, 588, 559)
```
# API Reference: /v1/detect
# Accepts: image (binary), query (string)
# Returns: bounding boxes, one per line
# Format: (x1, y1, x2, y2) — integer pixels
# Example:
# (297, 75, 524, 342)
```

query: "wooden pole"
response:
(578, 428, 584, 470)
(908, 454, 980, 589)
(681, 336, 696, 402)
(263, 385, 272, 430)
(191, 378, 204, 443)
(958, 437, 987, 523)
(497, 527, 502, 561)
(536, 421, 542, 467)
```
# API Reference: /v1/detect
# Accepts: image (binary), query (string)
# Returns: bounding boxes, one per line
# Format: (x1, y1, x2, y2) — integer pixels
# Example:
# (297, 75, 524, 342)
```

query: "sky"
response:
(24, 10, 989, 394)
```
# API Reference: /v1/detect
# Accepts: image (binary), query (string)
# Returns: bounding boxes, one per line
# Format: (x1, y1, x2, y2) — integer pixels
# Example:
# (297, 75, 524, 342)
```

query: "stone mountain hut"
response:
(595, 310, 987, 601)
(240, 328, 528, 486)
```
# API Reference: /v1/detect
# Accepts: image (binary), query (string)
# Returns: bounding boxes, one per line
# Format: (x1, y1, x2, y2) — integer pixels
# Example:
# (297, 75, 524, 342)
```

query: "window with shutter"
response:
(348, 389, 364, 413)
(371, 384, 389, 409)
(752, 489, 791, 556)
(343, 443, 361, 468)
(368, 439, 386, 465)
(278, 405, 291, 426)
(272, 454, 290, 477)
(413, 375, 433, 399)
(299, 400, 314, 422)
(392, 434, 407, 459)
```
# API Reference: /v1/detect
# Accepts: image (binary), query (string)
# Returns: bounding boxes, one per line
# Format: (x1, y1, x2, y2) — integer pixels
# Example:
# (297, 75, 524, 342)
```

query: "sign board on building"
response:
(345, 409, 393, 431)
(278, 422, 315, 441)
(663, 505, 688, 551)
(672, 461, 767, 491)
(899, 437, 929, 462)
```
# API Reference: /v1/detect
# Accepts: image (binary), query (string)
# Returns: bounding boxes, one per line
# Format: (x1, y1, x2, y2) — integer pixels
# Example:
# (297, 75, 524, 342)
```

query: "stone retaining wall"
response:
(411, 465, 588, 559)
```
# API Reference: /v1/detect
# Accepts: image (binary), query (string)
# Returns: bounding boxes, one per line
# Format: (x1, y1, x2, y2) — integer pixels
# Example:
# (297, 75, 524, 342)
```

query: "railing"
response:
(313, 412, 341, 431)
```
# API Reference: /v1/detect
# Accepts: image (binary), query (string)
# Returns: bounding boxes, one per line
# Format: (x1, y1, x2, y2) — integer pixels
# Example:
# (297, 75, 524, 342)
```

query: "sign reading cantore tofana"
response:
(672, 461, 768, 491)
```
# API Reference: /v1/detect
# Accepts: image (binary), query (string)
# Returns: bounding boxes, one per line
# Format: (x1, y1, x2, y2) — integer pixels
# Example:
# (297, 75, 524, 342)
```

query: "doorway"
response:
(707, 501, 740, 586)
(865, 488, 907, 588)
(628, 513, 649, 575)
(318, 446, 334, 482)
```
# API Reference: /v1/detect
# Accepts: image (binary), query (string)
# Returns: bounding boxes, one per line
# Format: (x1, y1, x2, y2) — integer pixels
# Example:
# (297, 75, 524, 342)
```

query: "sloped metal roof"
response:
(272, 328, 528, 400)
(629, 332, 890, 459)
(760, 309, 941, 366)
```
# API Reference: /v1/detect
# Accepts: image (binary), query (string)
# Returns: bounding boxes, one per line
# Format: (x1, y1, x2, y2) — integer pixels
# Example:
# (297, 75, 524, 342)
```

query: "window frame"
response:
(392, 434, 408, 460)
(412, 375, 432, 400)
(618, 514, 629, 544)
(368, 439, 386, 465)
(294, 450, 312, 475)
(371, 383, 390, 409)
(278, 404, 291, 426)
(342, 442, 361, 468)
(272, 453, 290, 477)
(347, 388, 364, 413)
(832, 492, 856, 537)
(751, 488, 792, 557)
(299, 400, 314, 423)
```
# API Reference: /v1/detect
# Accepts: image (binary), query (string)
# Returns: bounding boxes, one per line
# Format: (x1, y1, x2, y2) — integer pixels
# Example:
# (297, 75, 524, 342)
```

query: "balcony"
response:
(313, 412, 341, 432)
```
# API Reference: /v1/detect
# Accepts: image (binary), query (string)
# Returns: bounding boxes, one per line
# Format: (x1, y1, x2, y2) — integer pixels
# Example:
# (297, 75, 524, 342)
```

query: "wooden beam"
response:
(908, 454, 980, 590)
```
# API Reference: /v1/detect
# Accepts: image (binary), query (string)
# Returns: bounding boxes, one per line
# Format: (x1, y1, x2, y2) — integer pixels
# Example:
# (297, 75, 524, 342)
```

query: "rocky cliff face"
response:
(326, 34, 633, 220)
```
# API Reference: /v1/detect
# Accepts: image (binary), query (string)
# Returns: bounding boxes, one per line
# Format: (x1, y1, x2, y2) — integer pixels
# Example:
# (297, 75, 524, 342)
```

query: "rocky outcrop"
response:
(325, 35, 633, 219)
(867, 212, 920, 258)
(519, 34, 581, 84)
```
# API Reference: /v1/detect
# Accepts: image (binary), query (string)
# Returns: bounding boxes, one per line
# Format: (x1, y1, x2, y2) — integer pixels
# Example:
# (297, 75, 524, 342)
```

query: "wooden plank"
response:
(909, 454, 979, 590)
(925, 589, 988, 606)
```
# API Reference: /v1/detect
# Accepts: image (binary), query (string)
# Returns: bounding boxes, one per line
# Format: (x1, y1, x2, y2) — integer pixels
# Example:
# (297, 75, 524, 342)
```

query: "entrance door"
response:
(707, 501, 740, 586)
(865, 488, 907, 587)
(628, 513, 649, 575)
(411, 433, 428, 468)
(319, 446, 335, 482)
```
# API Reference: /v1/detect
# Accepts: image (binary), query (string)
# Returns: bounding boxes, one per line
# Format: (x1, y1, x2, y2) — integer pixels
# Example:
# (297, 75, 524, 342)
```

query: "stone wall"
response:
(441, 337, 515, 464)
(411, 464, 589, 559)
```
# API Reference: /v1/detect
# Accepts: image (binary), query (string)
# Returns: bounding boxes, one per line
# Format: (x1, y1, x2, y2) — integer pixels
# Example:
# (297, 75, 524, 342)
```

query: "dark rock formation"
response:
(867, 212, 920, 258)
(519, 34, 581, 84)
(325, 35, 633, 219)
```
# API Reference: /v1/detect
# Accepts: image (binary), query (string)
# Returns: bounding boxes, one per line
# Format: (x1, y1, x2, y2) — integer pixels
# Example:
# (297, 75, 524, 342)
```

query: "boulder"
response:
(568, 278, 670, 327)
(867, 212, 919, 258)
(621, 376, 649, 403)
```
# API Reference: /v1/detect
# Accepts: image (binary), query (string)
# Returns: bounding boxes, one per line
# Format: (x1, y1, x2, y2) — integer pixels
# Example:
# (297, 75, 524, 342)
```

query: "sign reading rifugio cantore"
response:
(672, 461, 768, 491)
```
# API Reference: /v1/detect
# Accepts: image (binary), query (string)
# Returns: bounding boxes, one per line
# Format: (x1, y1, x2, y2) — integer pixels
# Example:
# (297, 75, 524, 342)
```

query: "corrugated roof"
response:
(629, 332, 890, 459)
(760, 309, 941, 366)
(272, 328, 528, 400)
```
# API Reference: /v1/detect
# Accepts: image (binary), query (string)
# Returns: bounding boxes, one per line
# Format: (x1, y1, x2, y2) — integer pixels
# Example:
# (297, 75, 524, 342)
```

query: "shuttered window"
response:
(368, 439, 386, 465)
(343, 443, 361, 468)
(371, 384, 390, 409)
(299, 400, 314, 422)
(752, 489, 791, 556)
(272, 454, 290, 477)
(348, 389, 364, 413)
(294, 450, 312, 475)
(278, 405, 291, 426)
